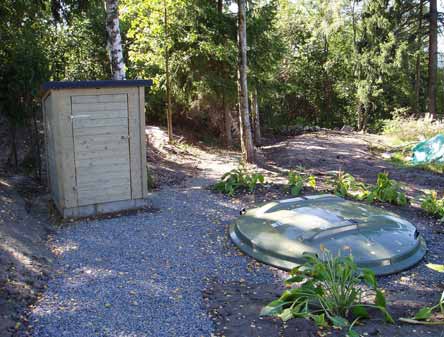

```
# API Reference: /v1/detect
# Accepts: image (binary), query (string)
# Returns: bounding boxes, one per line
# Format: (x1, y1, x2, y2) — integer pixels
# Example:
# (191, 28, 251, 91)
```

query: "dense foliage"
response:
(1, 0, 443, 170)
(213, 166, 265, 196)
(333, 171, 407, 206)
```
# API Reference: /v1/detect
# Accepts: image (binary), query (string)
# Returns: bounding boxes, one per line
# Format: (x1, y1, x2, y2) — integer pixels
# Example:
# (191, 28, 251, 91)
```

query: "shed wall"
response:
(44, 85, 148, 217)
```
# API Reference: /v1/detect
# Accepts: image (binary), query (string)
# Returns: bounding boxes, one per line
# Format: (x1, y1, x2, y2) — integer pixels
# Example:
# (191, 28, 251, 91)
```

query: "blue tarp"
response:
(412, 134, 444, 164)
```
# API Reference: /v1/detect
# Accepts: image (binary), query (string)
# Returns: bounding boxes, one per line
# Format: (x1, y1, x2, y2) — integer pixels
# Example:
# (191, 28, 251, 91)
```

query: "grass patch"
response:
(383, 115, 444, 143)
(388, 150, 444, 174)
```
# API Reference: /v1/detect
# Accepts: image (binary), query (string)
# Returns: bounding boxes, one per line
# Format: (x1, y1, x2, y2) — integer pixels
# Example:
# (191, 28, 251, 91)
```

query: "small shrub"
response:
(333, 171, 366, 199)
(214, 166, 265, 196)
(261, 248, 393, 335)
(287, 170, 316, 196)
(333, 171, 407, 206)
(421, 191, 444, 219)
(366, 172, 407, 206)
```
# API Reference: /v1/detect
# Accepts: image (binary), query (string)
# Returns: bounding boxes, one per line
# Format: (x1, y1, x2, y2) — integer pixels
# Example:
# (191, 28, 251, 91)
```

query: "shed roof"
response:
(42, 80, 153, 92)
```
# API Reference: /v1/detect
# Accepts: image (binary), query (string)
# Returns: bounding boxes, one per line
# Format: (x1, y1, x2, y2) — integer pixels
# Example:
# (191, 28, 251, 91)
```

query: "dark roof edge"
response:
(42, 80, 153, 92)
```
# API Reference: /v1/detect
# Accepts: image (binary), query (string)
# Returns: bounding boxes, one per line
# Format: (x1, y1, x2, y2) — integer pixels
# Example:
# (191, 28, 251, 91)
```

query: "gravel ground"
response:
(28, 174, 279, 337)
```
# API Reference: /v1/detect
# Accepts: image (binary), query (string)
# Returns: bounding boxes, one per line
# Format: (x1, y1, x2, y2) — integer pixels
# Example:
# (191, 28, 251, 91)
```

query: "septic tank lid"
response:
(230, 194, 426, 275)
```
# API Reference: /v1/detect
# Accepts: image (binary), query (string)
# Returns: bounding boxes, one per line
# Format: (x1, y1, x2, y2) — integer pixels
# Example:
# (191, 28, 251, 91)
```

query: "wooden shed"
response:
(42, 80, 152, 218)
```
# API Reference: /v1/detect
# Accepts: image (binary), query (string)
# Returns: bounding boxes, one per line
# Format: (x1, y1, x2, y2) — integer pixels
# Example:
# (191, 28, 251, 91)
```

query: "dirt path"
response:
(261, 131, 444, 196)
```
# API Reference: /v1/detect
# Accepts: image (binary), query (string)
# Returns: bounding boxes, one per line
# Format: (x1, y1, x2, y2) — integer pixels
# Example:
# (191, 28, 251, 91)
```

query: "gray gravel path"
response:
(30, 176, 277, 337)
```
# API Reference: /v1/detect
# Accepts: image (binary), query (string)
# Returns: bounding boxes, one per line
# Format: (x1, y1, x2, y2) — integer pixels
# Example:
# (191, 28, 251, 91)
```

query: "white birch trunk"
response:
(237, 0, 255, 163)
(105, 0, 126, 80)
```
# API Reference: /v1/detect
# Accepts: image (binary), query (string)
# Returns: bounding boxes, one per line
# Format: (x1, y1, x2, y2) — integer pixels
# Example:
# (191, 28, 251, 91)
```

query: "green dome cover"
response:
(230, 194, 426, 275)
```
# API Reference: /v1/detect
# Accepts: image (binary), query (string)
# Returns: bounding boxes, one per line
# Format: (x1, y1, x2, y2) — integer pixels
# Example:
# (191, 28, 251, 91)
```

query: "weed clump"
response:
(214, 166, 265, 196)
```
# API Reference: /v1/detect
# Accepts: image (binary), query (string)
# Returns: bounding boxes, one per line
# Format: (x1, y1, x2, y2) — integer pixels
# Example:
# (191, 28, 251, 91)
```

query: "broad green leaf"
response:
(351, 305, 369, 318)
(375, 290, 386, 308)
(426, 263, 444, 273)
(260, 300, 289, 316)
(376, 306, 395, 324)
(311, 313, 328, 327)
(362, 268, 376, 289)
(278, 308, 294, 322)
(285, 275, 304, 284)
(414, 307, 433, 320)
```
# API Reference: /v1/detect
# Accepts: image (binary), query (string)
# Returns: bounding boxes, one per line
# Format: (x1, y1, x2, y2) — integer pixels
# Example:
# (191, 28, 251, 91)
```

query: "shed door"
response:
(71, 94, 131, 206)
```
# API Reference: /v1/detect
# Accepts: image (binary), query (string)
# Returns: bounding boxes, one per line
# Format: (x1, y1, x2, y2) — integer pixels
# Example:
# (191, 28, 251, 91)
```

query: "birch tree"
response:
(105, 0, 126, 80)
(427, 0, 437, 117)
(237, 0, 255, 163)
(164, 0, 173, 143)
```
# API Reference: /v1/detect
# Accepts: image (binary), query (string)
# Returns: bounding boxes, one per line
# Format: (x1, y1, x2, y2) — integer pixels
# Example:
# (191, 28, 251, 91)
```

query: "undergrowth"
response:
(214, 166, 265, 196)
(287, 170, 316, 196)
(421, 191, 444, 220)
(261, 248, 393, 336)
(383, 115, 444, 143)
(333, 171, 407, 206)
(388, 150, 444, 174)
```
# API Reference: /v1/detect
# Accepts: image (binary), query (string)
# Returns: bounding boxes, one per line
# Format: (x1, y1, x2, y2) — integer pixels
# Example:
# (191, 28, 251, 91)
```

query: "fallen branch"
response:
(399, 317, 444, 325)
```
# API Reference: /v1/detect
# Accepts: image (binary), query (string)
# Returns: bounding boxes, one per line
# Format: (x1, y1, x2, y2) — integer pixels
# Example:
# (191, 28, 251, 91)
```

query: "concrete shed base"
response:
(59, 198, 150, 218)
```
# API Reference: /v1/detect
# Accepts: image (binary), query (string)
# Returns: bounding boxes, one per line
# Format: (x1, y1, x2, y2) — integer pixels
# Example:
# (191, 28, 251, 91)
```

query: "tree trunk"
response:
(223, 91, 233, 147)
(217, 0, 223, 12)
(237, 0, 255, 163)
(105, 0, 126, 80)
(427, 0, 437, 117)
(8, 121, 18, 171)
(414, 0, 424, 114)
(164, 0, 173, 143)
(252, 89, 261, 146)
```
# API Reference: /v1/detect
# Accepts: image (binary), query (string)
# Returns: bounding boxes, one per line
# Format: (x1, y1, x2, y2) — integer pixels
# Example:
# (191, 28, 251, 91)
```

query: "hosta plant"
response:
(366, 172, 407, 206)
(287, 170, 316, 196)
(421, 191, 444, 220)
(261, 248, 394, 336)
(214, 166, 265, 196)
(333, 171, 367, 199)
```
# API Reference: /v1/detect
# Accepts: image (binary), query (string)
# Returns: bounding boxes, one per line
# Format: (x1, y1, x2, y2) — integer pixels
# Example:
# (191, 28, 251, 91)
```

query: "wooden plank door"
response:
(71, 94, 132, 206)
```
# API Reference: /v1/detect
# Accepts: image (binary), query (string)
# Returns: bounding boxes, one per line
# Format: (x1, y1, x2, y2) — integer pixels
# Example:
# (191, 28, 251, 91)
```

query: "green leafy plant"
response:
(333, 171, 367, 199)
(400, 263, 444, 325)
(421, 191, 444, 220)
(366, 172, 407, 206)
(261, 248, 393, 335)
(214, 166, 265, 196)
(287, 170, 316, 196)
